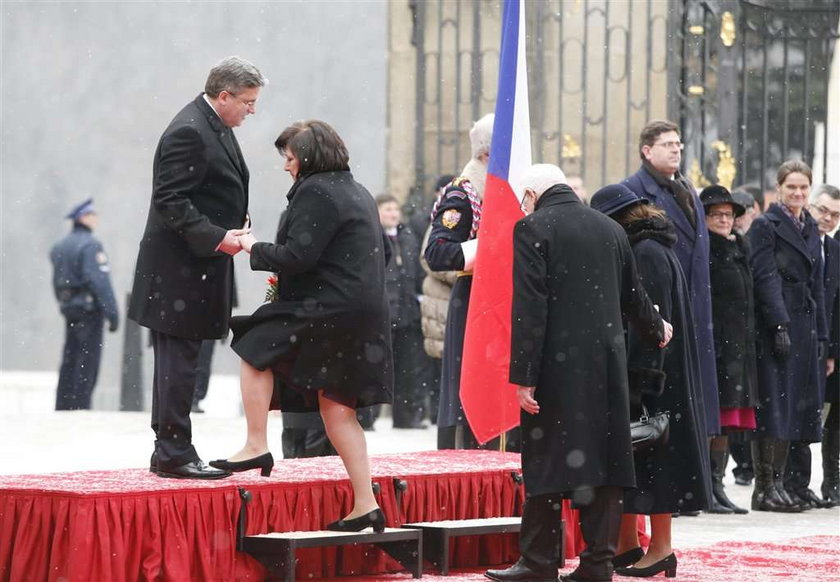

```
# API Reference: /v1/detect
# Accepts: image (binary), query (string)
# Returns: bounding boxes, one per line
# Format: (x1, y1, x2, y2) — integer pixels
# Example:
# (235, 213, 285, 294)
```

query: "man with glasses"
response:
(128, 56, 266, 479)
(624, 120, 722, 512)
(787, 184, 840, 506)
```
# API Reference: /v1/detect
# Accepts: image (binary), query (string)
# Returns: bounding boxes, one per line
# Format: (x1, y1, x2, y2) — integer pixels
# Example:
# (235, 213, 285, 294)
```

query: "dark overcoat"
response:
(625, 167, 720, 433)
(510, 186, 664, 497)
(129, 94, 248, 340)
(622, 217, 712, 514)
(384, 224, 423, 329)
(747, 204, 828, 442)
(229, 171, 394, 410)
(820, 234, 839, 404)
(708, 231, 759, 409)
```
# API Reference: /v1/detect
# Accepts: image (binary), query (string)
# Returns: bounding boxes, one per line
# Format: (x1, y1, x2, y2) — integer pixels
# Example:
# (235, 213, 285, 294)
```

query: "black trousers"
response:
(150, 330, 202, 469)
(281, 411, 337, 458)
(785, 440, 815, 493)
(521, 487, 621, 579)
(392, 324, 432, 427)
(729, 431, 754, 481)
(192, 339, 216, 405)
(56, 312, 104, 410)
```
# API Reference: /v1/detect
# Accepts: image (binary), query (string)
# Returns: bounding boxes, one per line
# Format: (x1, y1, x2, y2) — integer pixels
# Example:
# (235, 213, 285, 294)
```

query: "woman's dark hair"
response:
(613, 201, 667, 228)
(776, 159, 812, 186)
(274, 120, 350, 176)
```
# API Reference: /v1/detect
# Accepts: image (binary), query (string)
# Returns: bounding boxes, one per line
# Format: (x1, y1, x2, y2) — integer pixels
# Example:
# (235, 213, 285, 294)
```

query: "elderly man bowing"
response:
(486, 165, 672, 582)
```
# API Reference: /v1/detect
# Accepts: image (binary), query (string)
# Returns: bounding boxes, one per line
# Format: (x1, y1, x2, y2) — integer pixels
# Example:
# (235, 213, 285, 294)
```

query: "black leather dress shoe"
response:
(614, 552, 677, 578)
(149, 451, 158, 473)
(792, 488, 833, 509)
(559, 567, 612, 581)
(156, 460, 231, 480)
(485, 558, 557, 582)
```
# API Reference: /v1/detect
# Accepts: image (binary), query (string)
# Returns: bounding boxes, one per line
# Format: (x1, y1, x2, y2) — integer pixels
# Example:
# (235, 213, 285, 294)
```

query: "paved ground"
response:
(2, 370, 838, 554)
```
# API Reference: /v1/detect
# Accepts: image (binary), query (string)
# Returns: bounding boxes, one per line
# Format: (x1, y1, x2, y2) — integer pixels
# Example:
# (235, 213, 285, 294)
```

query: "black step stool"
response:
(242, 528, 423, 582)
(402, 517, 565, 575)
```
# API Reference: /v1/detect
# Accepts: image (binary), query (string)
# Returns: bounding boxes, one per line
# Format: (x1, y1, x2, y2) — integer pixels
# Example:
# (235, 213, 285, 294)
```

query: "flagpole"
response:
(500, 431, 507, 452)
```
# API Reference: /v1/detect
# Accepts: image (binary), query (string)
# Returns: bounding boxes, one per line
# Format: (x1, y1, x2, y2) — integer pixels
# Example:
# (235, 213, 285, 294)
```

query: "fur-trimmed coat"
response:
(622, 215, 712, 514)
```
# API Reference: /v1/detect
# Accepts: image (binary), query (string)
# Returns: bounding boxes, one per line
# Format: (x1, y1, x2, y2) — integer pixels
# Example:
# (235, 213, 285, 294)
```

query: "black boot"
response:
(751, 439, 801, 513)
(711, 449, 748, 514)
(821, 407, 840, 506)
(772, 438, 809, 511)
(707, 455, 734, 514)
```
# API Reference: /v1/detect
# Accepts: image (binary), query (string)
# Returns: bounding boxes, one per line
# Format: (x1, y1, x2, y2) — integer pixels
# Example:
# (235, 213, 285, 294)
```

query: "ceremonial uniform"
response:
(424, 172, 481, 445)
(50, 202, 118, 410)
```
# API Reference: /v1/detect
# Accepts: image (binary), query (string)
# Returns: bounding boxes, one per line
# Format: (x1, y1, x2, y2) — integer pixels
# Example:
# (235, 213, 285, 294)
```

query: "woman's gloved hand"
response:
(773, 324, 791, 359)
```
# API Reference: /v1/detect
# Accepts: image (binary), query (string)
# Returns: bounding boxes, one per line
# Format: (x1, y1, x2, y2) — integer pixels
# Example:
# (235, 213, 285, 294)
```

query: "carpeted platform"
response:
(0, 450, 587, 581)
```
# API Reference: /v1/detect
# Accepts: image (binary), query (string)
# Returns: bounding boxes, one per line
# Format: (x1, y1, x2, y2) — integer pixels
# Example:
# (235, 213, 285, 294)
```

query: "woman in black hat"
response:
(700, 185, 760, 515)
(590, 184, 711, 578)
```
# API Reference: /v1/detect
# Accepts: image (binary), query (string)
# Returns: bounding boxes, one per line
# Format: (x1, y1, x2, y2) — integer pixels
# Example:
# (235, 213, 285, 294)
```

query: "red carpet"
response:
(330, 535, 839, 581)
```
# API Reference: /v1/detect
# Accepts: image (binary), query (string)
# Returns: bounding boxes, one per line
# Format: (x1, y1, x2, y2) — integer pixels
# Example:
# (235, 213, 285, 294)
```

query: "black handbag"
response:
(631, 404, 670, 451)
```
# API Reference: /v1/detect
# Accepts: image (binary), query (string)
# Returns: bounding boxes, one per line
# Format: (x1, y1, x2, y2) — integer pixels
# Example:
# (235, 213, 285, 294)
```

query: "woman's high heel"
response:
(326, 508, 385, 533)
(613, 546, 644, 568)
(209, 452, 274, 477)
(614, 552, 677, 578)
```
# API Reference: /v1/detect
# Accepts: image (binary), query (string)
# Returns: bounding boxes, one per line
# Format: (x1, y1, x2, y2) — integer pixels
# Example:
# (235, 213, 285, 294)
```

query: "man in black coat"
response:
(128, 56, 266, 479)
(377, 193, 430, 428)
(486, 165, 671, 582)
(786, 184, 840, 506)
(50, 198, 119, 410)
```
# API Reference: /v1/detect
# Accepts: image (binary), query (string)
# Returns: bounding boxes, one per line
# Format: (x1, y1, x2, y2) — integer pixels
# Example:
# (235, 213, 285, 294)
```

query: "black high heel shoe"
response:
(614, 552, 677, 578)
(208, 452, 274, 477)
(326, 508, 385, 533)
(613, 546, 644, 568)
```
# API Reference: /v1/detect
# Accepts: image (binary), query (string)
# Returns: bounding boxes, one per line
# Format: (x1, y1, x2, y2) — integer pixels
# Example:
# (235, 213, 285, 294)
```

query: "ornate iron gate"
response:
(406, 0, 838, 212)
(674, 0, 839, 192)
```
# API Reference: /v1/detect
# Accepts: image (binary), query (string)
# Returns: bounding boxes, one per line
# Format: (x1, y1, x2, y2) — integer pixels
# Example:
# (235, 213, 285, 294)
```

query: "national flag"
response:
(460, 0, 532, 445)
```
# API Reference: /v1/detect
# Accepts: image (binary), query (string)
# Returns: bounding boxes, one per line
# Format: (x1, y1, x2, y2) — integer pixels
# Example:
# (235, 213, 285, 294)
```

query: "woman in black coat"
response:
(700, 185, 760, 515)
(747, 160, 828, 513)
(213, 120, 394, 532)
(591, 184, 711, 579)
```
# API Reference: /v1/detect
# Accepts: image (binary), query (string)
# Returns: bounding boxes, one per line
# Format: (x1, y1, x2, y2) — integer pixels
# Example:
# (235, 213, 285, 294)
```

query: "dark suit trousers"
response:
(56, 312, 103, 410)
(785, 440, 814, 493)
(192, 339, 216, 404)
(575, 486, 622, 579)
(519, 494, 563, 573)
(150, 330, 201, 468)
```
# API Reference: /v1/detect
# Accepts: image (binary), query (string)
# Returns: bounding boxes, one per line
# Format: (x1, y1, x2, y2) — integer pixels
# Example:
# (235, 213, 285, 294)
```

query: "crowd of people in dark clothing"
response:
(413, 118, 838, 581)
(49, 57, 836, 579)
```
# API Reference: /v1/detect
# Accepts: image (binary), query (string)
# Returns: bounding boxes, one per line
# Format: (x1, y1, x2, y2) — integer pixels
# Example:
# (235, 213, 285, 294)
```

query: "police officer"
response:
(50, 198, 119, 410)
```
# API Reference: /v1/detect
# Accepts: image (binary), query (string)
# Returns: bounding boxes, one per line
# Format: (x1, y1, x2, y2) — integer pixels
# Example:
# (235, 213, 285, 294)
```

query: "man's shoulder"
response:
(162, 98, 211, 137)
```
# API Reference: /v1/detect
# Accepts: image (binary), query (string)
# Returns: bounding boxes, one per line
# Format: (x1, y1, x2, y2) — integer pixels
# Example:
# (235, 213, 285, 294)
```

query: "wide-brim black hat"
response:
(590, 184, 649, 217)
(699, 185, 745, 217)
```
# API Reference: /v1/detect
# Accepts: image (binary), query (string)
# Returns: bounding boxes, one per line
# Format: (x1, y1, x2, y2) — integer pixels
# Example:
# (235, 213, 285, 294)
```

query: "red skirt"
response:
(720, 407, 756, 430)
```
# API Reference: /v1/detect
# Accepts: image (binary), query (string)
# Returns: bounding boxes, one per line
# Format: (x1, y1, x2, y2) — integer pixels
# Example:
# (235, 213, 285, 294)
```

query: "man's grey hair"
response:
(811, 183, 840, 203)
(519, 163, 567, 198)
(205, 56, 267, 98)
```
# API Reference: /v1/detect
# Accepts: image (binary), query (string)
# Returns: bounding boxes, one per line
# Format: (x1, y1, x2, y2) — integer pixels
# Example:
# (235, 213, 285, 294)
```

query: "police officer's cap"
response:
(66, 198, 95, 220)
